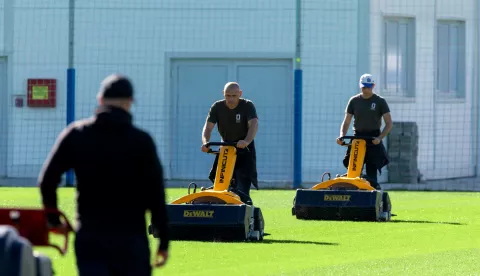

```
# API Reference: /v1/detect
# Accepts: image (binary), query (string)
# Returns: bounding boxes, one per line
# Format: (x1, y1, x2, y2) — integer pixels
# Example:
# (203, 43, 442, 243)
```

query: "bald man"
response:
(201, 82, 259, 204)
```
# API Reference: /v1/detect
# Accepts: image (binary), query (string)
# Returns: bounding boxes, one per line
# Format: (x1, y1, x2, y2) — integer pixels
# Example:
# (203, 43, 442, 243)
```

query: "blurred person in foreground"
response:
(38, 74, 169, 276)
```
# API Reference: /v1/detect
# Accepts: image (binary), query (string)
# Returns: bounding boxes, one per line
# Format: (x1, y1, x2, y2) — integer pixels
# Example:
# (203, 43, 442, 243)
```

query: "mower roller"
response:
(292, 136, 393, 222)
(148, 141, 265, 241)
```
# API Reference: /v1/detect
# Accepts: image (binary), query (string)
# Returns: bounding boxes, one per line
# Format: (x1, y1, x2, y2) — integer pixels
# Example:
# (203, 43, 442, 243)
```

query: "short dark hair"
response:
(97, 74, 134, 99)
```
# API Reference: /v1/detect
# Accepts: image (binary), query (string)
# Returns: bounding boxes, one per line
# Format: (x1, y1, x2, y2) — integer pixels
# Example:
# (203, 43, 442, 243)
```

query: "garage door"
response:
(170, 58, 293, 182)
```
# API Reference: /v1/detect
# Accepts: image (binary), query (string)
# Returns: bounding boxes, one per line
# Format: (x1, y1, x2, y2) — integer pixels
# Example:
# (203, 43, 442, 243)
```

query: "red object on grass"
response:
(0, 208, 73, 255)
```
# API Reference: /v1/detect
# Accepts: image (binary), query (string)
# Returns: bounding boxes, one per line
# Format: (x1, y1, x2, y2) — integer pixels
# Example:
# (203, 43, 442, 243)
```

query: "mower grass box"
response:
(293, 189, 383, 221)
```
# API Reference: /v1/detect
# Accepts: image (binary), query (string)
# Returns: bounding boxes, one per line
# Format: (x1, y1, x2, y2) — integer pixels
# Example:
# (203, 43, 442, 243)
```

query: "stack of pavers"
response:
(386, 122, 420, 183)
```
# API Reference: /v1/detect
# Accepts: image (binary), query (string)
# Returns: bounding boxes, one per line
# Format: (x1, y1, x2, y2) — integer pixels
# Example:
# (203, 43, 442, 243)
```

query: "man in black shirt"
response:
(337, 74, 393, 189)
(38, 74, 169, 276)
(201, 82, 259, 204)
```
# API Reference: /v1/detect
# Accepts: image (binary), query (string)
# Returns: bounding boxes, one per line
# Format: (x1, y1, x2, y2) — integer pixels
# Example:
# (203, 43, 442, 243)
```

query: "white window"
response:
(382, 18, 415, 97)
(436, 21, 465, 99)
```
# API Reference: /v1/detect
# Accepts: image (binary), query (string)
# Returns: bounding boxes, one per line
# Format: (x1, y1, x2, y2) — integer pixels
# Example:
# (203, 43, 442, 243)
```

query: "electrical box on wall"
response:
(27, 79, 56, 107)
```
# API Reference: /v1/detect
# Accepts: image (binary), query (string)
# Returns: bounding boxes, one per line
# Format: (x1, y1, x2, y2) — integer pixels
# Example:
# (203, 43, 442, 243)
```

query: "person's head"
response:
(359, 73, 375, 94)
(223, 82, 242, 106)
(97, 74, 134, 111)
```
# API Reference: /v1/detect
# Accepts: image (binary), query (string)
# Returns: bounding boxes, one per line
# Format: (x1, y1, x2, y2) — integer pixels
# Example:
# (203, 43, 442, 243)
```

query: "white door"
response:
(170, 58, 294, 182)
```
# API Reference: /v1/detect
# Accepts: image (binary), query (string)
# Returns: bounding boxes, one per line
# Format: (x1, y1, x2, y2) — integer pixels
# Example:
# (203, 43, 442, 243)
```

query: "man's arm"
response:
(244, 118, 258, 144)
(340, 113, 353, 137)
(378, 112, 393, 140)
(244, 101, 259, 144)
(144, 135, 169, 252)
(203, 103, 217, 144)
(377, 99, 393, 140)
(202, 121, 215, 144)
(340, 98, 354, 137)
(38, 127, 73, 225)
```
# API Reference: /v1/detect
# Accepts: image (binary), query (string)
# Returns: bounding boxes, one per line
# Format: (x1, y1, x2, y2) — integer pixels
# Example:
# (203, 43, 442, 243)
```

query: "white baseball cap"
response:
(359, 73, 375, 88)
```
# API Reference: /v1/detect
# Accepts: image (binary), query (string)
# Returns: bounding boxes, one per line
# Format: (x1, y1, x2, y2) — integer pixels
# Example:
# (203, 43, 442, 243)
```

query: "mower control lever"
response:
(204, 141, 250, 154)
(339, 136, 377, 146)
(205, 141, 238, 147)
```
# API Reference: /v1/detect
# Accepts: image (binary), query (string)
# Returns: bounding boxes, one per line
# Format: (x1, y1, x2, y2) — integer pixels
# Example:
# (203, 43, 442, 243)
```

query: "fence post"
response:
(65, 0, 75, 187)
(293, 0, 302, 188)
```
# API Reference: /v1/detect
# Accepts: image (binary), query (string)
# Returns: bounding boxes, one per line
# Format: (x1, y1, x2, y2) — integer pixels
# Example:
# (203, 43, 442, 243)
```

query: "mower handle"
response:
(204, 141, 250, 154)
(338, 136, 377, 146)
(204, 142, 238, 147)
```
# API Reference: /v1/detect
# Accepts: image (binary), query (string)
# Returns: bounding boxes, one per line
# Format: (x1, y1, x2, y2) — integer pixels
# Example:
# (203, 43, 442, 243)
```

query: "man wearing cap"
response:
(201, 82, 259, 204)
(336, 73, 393, 189)
(38, 74, 170, 275)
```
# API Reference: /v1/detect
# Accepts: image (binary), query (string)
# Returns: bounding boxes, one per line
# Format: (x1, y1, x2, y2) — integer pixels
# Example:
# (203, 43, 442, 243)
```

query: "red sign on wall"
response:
(27, 79, 56, 107)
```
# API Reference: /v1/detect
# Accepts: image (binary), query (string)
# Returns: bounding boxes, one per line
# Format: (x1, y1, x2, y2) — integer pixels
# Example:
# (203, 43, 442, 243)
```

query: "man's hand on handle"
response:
(152, 249, 168, 268)
(336, 137, 344, 146)
(236, 140, 249, 149)
(201, 144, 210, 152)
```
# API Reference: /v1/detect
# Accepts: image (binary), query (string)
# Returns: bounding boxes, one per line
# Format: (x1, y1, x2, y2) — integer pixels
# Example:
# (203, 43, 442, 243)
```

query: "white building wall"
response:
(0, 0, 4, 53)
(3, 0, 478, 183)
(369, 0, 478, 180)
(7, 0, 69, 177)
(301, 0, 361, 182)
(73, 0, 297, 180)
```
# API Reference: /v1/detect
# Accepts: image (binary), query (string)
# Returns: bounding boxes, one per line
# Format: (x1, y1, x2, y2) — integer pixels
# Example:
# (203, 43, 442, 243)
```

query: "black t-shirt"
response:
(207, 98, 258, 142)
(345, 93, 390, 132)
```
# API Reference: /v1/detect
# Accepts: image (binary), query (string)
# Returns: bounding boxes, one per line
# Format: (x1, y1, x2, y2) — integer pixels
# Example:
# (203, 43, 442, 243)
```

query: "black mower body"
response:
(149, 204, 264, 241)
(292, 189, 391, 221)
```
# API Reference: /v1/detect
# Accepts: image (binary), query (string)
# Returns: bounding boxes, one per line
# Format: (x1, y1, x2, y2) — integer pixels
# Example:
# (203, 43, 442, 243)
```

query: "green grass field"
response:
(1, 187, 480, 276)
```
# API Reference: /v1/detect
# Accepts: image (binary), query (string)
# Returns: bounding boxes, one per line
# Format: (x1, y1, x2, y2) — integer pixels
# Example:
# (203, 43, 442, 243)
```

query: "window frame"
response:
(380, 17, 416, 99)
(435, 20, 466, 100)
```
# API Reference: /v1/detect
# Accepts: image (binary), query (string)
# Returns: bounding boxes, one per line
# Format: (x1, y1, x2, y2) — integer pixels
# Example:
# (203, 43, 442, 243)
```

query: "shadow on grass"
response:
(390, 219, 465, 225)
(260, 239, 339, 245)
(172, 233, 339, 245)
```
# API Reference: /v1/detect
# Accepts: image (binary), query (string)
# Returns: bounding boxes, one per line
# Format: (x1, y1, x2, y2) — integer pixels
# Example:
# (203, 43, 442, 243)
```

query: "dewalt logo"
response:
(183, 210, 215, 218)
(324, 195, 351, 201)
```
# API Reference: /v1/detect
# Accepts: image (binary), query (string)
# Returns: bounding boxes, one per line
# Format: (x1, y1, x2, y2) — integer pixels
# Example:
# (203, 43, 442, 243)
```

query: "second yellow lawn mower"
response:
(148, 141, 265, 241)
(292, 136, 393, 222)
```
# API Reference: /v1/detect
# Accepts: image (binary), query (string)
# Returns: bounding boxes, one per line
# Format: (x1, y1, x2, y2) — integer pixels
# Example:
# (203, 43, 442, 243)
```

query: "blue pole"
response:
(65, 68, 75, 187)
(65, 0, 75, 187)
(293, 69, 302, 189)
(293, 0, 302, 189)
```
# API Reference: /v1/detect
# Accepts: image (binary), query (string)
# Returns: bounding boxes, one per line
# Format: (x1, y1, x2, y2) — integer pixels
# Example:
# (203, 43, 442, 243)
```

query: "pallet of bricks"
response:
(386, 122, 420, 183)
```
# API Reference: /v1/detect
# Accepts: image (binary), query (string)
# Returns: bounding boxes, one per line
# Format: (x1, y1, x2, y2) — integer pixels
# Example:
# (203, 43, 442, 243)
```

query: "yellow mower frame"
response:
(311, 136, 377, 191)
(169, 142, 246, 205)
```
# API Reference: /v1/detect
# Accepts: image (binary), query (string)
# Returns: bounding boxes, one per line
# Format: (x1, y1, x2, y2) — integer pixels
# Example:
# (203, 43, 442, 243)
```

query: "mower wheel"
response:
(253, 208, 264, 241)
(379, 192, 392, 222)
(249, 231, 261, 241)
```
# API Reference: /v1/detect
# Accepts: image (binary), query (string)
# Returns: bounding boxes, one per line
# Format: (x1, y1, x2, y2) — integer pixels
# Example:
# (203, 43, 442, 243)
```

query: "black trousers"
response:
(342, 130, 388, 189)
(208, 141, 257, 204)
(75, 228, 151, 276)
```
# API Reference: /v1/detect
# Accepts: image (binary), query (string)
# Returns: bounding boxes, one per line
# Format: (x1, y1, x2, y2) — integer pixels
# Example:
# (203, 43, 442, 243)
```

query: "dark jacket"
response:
(38, 105, 169, 250)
